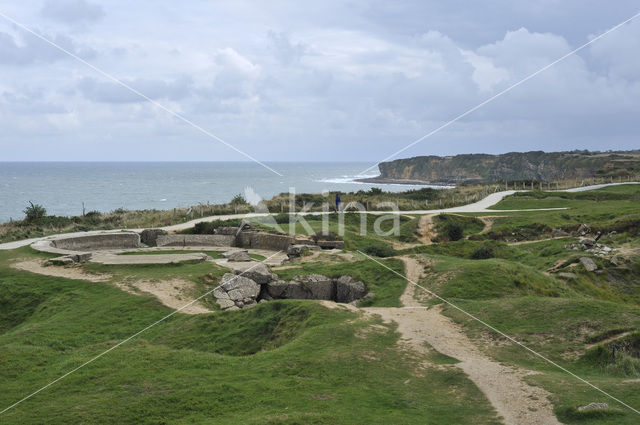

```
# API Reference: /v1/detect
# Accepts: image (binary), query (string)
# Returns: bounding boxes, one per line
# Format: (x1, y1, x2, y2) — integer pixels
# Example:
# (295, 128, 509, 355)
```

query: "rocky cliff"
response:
(370, 151, 640, 184)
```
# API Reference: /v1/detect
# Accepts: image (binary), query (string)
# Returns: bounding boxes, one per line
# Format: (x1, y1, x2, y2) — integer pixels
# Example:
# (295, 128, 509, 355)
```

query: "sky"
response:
(0, 0, 639, 164)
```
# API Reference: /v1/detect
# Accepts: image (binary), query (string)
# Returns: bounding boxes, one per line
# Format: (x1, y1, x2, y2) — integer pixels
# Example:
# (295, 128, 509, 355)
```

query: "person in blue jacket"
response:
(335, 193, 341, 212)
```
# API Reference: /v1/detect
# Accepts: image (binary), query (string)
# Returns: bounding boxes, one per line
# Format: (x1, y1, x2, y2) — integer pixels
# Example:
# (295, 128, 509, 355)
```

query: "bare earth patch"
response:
(12, 260, 111, 282)
(363, 256, 562, 425)
(128, 278, 212, 315)
(416, 214, 436, 244)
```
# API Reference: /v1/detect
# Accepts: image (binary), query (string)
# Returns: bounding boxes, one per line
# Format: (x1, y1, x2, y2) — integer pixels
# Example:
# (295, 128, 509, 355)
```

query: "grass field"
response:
(0, 247, 500, 424)
(1, 184, 640, 424)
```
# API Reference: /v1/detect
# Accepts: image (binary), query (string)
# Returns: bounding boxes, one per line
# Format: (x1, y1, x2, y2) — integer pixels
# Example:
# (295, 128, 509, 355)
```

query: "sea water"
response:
(0, 162, 434, 223)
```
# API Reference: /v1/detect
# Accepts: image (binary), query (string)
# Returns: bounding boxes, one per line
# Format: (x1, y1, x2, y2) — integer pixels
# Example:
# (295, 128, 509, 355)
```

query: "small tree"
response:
(231, 193, 248, 205)
(23, 201, 46, 222)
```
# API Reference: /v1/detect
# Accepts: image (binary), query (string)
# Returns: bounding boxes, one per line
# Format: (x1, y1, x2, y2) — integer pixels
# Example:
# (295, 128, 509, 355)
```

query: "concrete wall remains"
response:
(156, 234, 236, 247)
(52, 233, 141, 251)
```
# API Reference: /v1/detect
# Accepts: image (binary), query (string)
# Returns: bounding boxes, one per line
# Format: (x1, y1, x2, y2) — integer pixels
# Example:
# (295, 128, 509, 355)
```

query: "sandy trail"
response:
(416, 214, 436, 245)
(364, 257, 562, 425)
(12, 260, 111, 282)
(128, 279, 211, 314)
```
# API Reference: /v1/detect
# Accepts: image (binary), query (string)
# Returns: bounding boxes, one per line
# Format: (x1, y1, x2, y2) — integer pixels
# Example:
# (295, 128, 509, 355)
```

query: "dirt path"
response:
(12, 260, 111, 282)
(477, 215, 505, 235)
(416, 214, 436, 244)
(364, 256, 562, 425)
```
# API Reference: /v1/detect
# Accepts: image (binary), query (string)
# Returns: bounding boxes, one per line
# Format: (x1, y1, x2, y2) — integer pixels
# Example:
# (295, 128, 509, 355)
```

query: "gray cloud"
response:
(1, 1, 639, 161)
(40, 0, 105, 24)
(0, 30, 94, 65)
(77, 76, 193, 103)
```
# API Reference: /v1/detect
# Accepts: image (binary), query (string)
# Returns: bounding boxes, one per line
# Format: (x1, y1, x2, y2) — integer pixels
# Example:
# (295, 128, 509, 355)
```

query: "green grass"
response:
(432, 214, 484, 240)
(0, 247, 500, 425)
(440, 296, 640, 424)
(275, 258, 407, 307)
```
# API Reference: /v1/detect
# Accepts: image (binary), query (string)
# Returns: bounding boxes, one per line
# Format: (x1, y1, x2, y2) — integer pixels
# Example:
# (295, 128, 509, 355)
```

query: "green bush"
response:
(362, 243, 397, 258)
(23, 201, 46, 222)
(445, 223, 463, 241)
(470, 244, 494, 259)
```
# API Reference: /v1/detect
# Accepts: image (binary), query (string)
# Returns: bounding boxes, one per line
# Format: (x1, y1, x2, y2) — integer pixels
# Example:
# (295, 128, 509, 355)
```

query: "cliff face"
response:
(376, 151, 640, 184)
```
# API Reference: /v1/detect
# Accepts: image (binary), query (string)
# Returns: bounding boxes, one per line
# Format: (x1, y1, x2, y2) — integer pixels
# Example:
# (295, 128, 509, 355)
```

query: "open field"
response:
(1, 183, 640, 424)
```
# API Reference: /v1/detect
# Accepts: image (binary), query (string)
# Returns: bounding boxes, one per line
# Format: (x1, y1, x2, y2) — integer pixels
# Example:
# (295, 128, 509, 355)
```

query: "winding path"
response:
(364, 257, 562, 425)
(1, 182, 637, 252)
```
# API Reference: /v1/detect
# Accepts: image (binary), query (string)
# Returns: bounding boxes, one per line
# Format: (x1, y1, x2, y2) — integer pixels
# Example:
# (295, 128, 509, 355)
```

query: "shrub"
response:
(445, 223, 463, 241)
(470, 244, 494, 259)
(362, 243, 397, 258)
(311, 231, 340, 242)
(231, 194, 248, 205)
(23, 201, 46, 222)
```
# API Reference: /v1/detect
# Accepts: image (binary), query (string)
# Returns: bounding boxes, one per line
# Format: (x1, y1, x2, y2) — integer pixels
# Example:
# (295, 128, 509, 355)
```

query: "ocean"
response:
(0, 162, 430, 223)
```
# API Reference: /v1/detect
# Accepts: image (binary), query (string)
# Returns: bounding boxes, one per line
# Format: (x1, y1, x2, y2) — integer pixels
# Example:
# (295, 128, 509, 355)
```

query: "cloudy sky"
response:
(0, 0, 639, 163)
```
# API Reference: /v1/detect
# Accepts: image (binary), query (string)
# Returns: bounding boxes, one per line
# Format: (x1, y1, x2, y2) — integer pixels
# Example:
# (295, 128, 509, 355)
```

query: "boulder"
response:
(287, 244, 311, 260)
(580, 257, 598, 272)
(576, 223, 591, 236)
(578, 402, 609, 412)
(235, 263, 276, 284)
(266, 280, 290, 298)
(140, 229, 167, 247)
(219, 273, 260, 300)
(222, 250, 252, 262)
(216, 298, 236, 309)
(294, 274, 335, 300)
(580, 237, 596, 248)
(335, 275, 367, 303)
(551, 228, 569, 237)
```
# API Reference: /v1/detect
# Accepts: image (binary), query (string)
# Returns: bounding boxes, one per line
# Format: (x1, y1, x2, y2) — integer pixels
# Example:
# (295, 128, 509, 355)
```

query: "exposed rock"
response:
(294, 274, 335, 300)
(551, 228, 569, 237)
(140, 228, 167, 246)
(219, 273, 260, 301)
(335, 275, 367, 303)
(287, 244, 311, 260)
(349, 292, 376, 307)
(266, 280, 290, 299)
(74, 252, 92, 263)
(580, 257, 598, 272)
(235, 262, 276, 284)
(576, 224, 591, 236)
(47, 256, 75, 266)
(580, 237, 596, 248)
(216, 298, 235, 309)
(558, 272, 578, 279)
(213, 286, 230, 300)
(610, 256, 620, 266)
(371, 151, 640, 185)
(222, 250, 252, 262)
(577, 402, 609, 412)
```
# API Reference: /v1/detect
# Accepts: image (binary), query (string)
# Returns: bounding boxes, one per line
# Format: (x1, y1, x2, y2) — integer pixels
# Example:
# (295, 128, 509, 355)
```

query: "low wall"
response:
(236, 231, 296, 251)
(156, 234, 236, 247)
(52, 233, 140, 251)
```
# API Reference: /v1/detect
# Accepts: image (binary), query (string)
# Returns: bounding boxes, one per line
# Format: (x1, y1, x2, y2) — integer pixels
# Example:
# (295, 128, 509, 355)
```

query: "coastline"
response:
(355, 176, 455, 187)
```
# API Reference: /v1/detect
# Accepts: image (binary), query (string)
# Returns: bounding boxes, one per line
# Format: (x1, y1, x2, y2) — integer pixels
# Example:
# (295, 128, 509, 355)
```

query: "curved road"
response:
(1, 182, 637, 251)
